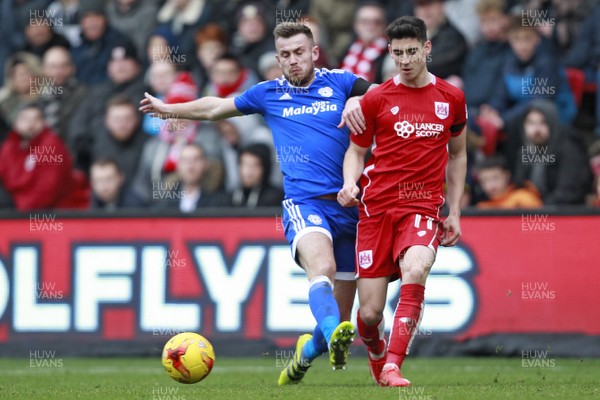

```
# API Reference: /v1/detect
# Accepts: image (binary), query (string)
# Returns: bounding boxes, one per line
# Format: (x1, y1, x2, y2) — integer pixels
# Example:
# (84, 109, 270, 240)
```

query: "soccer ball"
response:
(162, 332, 215, 384)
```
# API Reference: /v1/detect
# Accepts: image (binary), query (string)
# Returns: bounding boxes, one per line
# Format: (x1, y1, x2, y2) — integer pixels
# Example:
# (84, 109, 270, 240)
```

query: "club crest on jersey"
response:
(307, 214, 323, 225)
(434, 102, 449, 119)
(318, 86, 333, 97)
(390, 106, 399, 115)
(24, 155, 36, 172)
(358, 250, 373, 269)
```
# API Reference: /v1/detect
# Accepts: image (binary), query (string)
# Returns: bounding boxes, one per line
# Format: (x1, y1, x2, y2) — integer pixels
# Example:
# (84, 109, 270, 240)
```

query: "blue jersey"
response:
(234, 68, 358, 201)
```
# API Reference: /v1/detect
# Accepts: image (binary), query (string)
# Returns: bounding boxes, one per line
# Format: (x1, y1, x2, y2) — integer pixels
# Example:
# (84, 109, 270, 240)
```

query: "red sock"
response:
(357, 309, 385, 357)
(386, 284, 425, 369)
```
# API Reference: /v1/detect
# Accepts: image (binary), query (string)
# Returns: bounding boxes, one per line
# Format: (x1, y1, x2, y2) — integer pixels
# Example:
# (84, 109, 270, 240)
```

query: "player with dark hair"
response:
(140, 22, 376, 384)
(338, 16, 467, 387)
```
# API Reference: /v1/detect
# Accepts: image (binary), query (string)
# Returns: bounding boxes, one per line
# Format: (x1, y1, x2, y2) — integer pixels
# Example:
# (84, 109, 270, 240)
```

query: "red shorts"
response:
(355, 210, 443, 280)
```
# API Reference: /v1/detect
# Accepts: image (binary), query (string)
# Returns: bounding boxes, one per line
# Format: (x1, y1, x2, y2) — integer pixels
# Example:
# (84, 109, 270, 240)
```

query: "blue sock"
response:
(301, 325, 328, 361)
(307, 277, 340, 344)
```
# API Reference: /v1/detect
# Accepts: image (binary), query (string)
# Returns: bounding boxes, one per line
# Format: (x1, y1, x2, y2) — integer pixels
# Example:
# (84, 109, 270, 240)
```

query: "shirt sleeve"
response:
(328, 69, 359, 98)
(350, 90, 377, 148)
(234, 82, 267, 115)
(349, 77, 372, 97)
(450, 90, 467, 136)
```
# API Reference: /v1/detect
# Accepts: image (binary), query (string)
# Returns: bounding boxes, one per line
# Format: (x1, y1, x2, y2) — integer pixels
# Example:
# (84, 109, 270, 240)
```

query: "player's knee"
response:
(401, 253, 434, 283)
(358, 307, 383, 326)
(308, 262, 336, 281)
(401, 262, 432, 283)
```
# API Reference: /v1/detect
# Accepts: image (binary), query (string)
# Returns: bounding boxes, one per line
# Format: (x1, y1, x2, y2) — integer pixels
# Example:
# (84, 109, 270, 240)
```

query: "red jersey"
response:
(0, 127, 77, 210)
(351, 73, 466, 217)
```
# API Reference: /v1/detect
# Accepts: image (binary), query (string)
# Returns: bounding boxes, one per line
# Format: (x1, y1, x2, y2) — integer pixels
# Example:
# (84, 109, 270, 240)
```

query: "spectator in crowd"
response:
(257, 51, 282, 81)
(132, 73, 224, 204)
(202, 53, 274, 190)
(106, 0, 158, 59)
(216, 115, 276, 192)
(69, 41, 144, 172)
(228, 143, 283, 208)
(565, 3, 600, 137)
(339, 2, 388, 83)
(153, 143, 224, 212)
(46, 0, 82, 47)
(540, 0, 591, 58)
(229, 2, 276, 77)
(0, 103, 88, 210)
(310, 0, 357, 64)
(587, 141, 600, 206)
(23, 15, 71, 58)
(142, 61, 178, 136)
(92, 96, 147, 190)
(463, 0, 511, 128)
(203, 53, 258, 98)
(0, 52, 44, 125)
(413, 0, 468, 81)
(475, 154, 543, 208)
(156, 0, 219, 65)
(145, 25, 180, 66)
(71, 0, 133, 85)
(0, 0, 50, 86)
(506, 101, 592, 205)
(588, 175, 600, 207)
(89, 157, 143, 210)
(302, 15, 332, 69)
(39, 46, 88, 142)
(192, 23, 228, 91)
(444, 0, 481, 46)
(481, 15, 576, 135)
(272, 0, 310, 27)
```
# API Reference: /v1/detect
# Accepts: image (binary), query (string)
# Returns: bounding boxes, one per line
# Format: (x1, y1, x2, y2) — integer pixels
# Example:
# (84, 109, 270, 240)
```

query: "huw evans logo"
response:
(282, 101, 338, 117)
(521, 349, 555, 368)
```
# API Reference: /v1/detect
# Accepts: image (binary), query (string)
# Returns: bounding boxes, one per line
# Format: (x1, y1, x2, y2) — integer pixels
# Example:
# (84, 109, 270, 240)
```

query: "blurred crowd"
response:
(0, 0, 599, 213)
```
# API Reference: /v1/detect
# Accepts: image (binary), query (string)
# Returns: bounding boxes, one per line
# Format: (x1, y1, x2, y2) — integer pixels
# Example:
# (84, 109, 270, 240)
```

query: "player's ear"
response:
(387, 43, 393, 56)
(312, 45, 320, 62)
(424, 40, 432, 55)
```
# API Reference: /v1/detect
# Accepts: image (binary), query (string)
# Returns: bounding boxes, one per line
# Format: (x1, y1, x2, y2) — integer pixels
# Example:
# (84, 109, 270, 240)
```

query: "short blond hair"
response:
(273, 22, 314, 44)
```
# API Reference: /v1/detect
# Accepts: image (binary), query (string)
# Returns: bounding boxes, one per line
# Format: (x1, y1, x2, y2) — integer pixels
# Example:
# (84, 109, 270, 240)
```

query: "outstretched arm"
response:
(337, 141, 369, 207)
(139, 92, 243, 121)
(442, 128, 467, 246)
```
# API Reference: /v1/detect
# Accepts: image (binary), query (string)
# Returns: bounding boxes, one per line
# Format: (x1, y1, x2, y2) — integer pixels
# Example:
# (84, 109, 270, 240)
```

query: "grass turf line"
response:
(0, 357, 598, 400)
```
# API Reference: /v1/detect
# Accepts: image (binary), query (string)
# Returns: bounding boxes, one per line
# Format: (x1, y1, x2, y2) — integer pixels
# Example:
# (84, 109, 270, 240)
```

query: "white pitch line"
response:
(0, 365, 277, 376)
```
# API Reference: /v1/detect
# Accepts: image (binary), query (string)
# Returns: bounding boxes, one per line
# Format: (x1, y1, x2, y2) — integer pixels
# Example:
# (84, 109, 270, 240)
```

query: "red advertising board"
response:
(0, 214, 598, 355)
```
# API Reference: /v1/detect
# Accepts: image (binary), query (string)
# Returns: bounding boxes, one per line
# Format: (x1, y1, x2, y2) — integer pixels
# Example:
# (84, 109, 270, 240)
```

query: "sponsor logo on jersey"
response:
(358, 250, 373, 269)
(307, 214, 323, 225)
(318, 86, 333, 97)
(390, 106, 399, 115)
(282, 100, 338, 117)
(394, 120, 444, 139)
(434, 102, 449, 119)
(279, 93, 293, 100)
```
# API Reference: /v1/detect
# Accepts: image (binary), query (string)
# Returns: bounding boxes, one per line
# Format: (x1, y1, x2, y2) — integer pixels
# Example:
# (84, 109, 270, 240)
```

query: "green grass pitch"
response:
(0, 356, 598, 400)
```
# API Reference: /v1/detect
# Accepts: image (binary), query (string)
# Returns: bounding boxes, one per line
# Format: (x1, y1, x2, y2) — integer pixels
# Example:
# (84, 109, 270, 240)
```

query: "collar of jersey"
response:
(393, 72, 436, 87)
